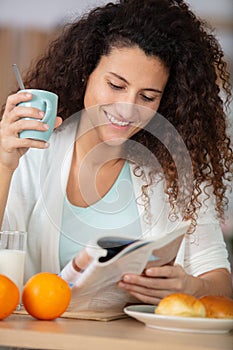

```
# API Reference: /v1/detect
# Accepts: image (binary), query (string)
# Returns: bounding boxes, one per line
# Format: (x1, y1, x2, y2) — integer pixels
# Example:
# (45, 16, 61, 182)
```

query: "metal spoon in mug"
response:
(12, 63, 25, 90)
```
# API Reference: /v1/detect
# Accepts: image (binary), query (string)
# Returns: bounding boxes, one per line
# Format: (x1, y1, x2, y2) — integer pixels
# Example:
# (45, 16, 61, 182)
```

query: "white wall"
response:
(0, 0, 232, 29)
(0, 0, 232, 61)
(187, 0, 233, 21)
(0, 0, 107, 29)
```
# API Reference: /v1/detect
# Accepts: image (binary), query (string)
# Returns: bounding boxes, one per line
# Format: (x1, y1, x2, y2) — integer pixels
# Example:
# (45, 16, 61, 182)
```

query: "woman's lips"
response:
(105, 111, 130, 128)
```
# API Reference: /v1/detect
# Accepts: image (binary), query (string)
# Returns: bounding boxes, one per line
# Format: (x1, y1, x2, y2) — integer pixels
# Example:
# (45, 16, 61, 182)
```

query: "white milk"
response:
(0, 249, 26, 294)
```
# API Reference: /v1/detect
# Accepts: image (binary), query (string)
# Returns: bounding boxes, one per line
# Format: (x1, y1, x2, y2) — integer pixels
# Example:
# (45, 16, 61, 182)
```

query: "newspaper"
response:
(61, 228, 185, 319)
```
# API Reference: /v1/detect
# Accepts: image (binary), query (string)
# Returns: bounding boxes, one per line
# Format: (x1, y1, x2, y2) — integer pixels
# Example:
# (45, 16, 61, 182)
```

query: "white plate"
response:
(124, 305, 233, 333)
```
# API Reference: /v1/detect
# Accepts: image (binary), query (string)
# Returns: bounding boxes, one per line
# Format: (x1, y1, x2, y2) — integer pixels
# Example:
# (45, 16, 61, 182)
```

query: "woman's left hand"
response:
(118, 264, 193, 305)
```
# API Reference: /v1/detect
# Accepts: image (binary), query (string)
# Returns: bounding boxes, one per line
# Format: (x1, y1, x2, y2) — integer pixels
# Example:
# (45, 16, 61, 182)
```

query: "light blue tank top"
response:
(59, 161, 142, 269)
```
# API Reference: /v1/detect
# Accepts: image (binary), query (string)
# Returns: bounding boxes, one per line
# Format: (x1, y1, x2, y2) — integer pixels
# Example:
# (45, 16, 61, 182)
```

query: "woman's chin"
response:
(103, 136, 127, 147)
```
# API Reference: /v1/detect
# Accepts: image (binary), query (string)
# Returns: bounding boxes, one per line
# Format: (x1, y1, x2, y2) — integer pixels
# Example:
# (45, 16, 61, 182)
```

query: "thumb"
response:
(54, 116, 63, 129)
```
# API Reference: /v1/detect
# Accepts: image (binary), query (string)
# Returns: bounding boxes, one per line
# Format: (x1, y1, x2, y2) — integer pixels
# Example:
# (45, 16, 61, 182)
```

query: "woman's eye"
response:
(141, 94, 156, 102)
(108, 82, 124, 90)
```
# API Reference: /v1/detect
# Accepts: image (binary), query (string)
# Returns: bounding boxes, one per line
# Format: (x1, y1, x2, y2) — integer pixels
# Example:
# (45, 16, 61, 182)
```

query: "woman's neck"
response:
(67, 116, 126, 207)
(75, 113, 124, 170)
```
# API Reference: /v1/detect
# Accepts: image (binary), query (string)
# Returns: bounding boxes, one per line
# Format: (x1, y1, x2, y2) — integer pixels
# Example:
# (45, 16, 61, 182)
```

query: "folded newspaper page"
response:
(61, 228, 185, 318)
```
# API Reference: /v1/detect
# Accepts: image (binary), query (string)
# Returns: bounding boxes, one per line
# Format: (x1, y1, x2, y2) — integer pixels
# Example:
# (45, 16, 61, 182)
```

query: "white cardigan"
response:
(2, 114, 230, 281)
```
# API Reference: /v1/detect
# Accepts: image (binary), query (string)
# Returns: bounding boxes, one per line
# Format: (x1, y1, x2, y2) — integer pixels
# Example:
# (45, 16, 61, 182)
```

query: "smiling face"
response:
(82, 46, 169, 146)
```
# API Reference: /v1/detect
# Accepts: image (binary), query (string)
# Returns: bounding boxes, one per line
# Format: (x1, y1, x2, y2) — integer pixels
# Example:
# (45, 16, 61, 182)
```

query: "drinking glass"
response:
(0, 231, 27, 308)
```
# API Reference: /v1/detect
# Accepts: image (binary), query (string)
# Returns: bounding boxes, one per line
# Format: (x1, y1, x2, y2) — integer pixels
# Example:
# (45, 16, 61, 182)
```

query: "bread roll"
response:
(155, 293, 206, 318)
(200, 295, 233, 319)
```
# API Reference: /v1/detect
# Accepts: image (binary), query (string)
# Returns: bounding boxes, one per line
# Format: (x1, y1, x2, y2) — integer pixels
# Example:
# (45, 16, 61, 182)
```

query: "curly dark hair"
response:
(21, 0, 233, 230)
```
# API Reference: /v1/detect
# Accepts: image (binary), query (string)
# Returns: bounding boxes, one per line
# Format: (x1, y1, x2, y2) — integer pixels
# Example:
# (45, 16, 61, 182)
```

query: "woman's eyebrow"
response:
(108, 72, 129, 84)
(143, 88, 163, 94)
(108, 72, 163, 93)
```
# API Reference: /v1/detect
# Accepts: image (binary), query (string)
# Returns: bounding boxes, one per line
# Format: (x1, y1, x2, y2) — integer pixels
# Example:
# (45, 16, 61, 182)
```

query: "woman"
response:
(0, 0, 232, 305)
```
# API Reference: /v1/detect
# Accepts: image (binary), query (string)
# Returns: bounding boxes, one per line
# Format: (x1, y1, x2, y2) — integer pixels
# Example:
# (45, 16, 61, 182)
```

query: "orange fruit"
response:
(22, 272, 71, 320)
(0, 274, 20, 320)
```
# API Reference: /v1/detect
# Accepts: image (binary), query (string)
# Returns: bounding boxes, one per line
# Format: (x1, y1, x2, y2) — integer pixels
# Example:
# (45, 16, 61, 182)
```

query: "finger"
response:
(119, 279, 160, 296)
(11, 119, 49, 135)
(118, 281, 170, 304)
(4, 92, 32, 114)
(146, 258, 175, 269)
(3, 136, 49, 152)
(145, 265, 175, 278)
(18, 138, 49, 150)
(54, 116, 63, 129)
(121, 274, 176, 291)
(7, 106, 45, 123)
(125, 290, 163, 305)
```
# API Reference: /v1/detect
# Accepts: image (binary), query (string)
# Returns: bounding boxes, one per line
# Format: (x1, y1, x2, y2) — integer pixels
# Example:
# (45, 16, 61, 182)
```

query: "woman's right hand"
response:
(0, 92, 49, 171)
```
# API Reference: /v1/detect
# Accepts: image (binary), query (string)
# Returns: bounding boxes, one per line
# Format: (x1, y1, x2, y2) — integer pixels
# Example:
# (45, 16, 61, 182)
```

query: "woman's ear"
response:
(54, 116, 63, 129)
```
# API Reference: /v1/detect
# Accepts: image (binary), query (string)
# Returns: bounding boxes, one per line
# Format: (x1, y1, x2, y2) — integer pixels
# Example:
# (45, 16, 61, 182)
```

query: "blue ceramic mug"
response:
(18, 89, 58, 142)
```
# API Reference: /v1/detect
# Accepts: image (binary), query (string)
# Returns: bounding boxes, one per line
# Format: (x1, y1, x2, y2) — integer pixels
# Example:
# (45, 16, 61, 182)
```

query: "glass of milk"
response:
(0, 231, 27, 309)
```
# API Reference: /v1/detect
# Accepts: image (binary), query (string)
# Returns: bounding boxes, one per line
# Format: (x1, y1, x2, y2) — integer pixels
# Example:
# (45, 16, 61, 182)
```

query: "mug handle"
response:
(41, 98, 54, 124)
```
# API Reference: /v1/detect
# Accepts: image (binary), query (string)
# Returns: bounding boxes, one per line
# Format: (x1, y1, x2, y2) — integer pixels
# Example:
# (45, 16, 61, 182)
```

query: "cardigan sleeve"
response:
(180, 184, 231, 275)
(182, 223, 231, 276)
(1, 148, 43, 232)
(171, 181, 231, 275)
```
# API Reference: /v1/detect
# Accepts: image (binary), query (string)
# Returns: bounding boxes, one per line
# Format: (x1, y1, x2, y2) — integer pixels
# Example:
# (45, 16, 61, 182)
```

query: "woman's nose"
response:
(114, 101, 141, 124)
(122, 91, 137, 105)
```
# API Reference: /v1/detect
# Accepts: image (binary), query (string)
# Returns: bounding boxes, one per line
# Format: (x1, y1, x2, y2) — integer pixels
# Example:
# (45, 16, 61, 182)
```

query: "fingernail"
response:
(25, 93, 32, 97)
(118, 282, 125, 288)
(39, 111, 44, 117)
(43, 124, 49, 130)
(44, 142, 49, 148)
(123, 275, 130, 282)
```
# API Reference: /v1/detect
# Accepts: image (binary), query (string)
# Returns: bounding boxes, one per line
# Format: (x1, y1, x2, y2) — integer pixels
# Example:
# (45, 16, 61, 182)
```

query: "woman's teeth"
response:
(106, 112, 130, 127)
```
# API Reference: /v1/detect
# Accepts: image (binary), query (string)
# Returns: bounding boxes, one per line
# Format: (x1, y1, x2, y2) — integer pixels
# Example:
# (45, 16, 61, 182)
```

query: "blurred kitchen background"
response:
(0, 0, 233, 265)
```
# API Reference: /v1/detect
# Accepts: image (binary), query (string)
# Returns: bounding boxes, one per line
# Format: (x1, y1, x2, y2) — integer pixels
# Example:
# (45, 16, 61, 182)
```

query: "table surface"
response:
(0, 314, 232, 350)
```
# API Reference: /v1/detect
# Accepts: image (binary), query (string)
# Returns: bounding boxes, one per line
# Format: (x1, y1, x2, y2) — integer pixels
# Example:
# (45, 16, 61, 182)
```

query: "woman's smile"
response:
(104, 110, 130, 128)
